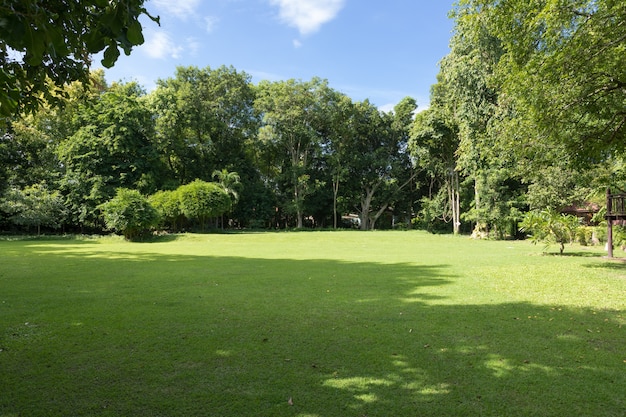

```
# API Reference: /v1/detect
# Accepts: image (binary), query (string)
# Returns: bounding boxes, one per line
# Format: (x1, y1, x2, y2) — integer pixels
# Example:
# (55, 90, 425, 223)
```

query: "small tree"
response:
(212, 169, 242, 228)
(177, 180, 231, 230)
(0, 184, 65, 234)
(520, 209, 580, 255)
(149, 189, 182, 231)
(99, 188, 159, 240)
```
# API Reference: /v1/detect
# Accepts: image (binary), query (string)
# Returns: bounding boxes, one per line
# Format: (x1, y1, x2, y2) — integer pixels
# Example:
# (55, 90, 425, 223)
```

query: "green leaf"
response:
(24, 27, 45, 65)
(85, 32, 106, 53)
(48, 27, 69, 58)
(126, 20, 144, 45)
(101, 44, 120, 68)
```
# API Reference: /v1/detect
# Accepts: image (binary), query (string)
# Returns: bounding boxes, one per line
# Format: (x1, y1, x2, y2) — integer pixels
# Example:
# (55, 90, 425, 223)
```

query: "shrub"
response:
(149, 189, 182, 231)
(99, 188, 159, 240)
(520, 209, 580, 255)
(177, 180, 231, 230)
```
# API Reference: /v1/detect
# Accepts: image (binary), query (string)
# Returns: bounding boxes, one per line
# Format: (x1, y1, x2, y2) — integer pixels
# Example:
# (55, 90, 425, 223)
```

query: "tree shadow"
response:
(0, 244, 623, 417)
(583, 258, 626, 271)
(541, 250, 602, 258)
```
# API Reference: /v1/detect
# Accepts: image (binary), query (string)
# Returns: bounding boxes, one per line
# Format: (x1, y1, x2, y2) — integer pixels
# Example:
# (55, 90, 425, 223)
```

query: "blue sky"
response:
(97, 0, 455, 112)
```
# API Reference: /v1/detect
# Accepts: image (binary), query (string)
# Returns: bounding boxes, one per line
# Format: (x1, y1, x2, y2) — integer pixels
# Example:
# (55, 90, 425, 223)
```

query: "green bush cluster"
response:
(99, 180, 232, 240)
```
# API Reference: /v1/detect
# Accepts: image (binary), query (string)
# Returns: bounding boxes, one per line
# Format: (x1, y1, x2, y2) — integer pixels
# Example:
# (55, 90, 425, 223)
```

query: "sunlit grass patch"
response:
(0, 231, 624, 416)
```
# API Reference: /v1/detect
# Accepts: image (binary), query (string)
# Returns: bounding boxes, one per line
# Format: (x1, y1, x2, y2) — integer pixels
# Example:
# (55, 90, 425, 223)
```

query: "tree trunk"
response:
(370, 203, 389, 230)
(332, 176, 339, 229)
(451, 170, 460, 235)
(359, 186, 377, 230)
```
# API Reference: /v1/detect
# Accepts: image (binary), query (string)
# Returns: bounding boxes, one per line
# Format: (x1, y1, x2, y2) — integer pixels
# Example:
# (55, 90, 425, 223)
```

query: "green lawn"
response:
(0, 231, 624, 416)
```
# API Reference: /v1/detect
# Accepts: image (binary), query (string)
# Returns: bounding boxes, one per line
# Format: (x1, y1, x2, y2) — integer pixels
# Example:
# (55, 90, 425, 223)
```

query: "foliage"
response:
(520, 209, 580, 255)
(148, 189, 182, 231)
(5, 2, 626, 238)
(480, 0, 626, 163)
(98, 188, 158, 240)
(0, 0, 159, 117)
(212, 169, 242, 207)
(0, 183, 65, 233)
(254, 78, 336, 228)
(339, 98, 416, 230)
(524, 165, 594, 211)
(177, 180, 231, 230)
(409, 106, 461, 233)
(149, 65, 257, 185)
(0, 116, 59, 192)
(56, 81, 162, 227)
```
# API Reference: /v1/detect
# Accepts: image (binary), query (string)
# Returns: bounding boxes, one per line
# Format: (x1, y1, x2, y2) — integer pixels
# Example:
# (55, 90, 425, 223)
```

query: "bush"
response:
(149, 189, 182, 231)
(177, 180, 231, 230)
(99, 188, 159, 240)
(520, 209, 580, 255)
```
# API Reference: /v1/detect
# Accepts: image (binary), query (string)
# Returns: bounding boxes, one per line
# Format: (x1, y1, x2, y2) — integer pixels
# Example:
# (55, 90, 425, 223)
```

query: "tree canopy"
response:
(0, 0, 158, 117)
(1, 0, 625, 240)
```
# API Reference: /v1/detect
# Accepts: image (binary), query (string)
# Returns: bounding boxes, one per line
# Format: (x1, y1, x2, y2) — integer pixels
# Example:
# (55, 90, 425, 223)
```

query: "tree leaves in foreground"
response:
(0, 0, 159, 117)
(459, 0, 626, 163)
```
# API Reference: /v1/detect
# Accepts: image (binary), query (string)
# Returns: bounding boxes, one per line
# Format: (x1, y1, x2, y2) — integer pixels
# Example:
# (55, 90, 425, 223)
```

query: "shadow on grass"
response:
(541, 250, 602, 258)
(0, 244, 624, 417)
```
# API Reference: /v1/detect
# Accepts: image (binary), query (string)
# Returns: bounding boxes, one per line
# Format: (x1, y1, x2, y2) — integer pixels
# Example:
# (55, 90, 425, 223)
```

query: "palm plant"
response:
(212, 169, 242, 228)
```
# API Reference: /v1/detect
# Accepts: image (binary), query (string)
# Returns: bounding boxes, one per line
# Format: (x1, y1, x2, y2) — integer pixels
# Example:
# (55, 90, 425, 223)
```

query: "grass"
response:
(0, 231, 624, 416)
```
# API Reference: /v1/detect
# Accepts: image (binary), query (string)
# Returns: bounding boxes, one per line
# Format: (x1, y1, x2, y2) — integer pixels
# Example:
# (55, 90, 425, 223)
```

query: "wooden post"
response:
(607, 188, 613, 258)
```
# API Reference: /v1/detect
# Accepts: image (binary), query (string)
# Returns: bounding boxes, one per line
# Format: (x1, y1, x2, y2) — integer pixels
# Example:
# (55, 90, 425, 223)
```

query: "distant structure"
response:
(605, 188, 626, 258)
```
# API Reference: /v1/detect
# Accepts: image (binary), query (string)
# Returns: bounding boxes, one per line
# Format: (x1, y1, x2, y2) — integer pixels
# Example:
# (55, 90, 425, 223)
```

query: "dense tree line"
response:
(1, 0, 624, 238)
(411, 0, 625, 238)
(0, 67, 417, 235)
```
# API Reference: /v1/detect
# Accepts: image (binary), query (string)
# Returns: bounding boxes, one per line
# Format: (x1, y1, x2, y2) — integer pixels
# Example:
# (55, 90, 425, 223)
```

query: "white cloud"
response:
(247, 69, 285, 83)
(186, 37, 201, 56)
(141, 30, 183, 59)
(292, 39, 303, 48)
(204, 15, 220, 33)
(269, 0, 346, 35)
(151, 0, 200, 20)
(378, 103, 396, 114)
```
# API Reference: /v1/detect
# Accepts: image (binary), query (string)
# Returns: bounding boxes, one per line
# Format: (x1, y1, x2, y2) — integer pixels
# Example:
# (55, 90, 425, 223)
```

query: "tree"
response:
(149, 189, 182, 231)
(476, 0, 626, 163)
(149, 66, 257, 186)
(324, 93, 354, 228)
(0, 0, 158, 118)
(177, 180, 231, 231)
(409, 106, 461, 233)
(212, 169, 242, 206)
(520, 209, 580, 255)
(212, 168, 242, 228)
(254, 78, 334, 228)
(99, 188, 158, 240)
(56, 81, 162, 228)
(0, 183, 65, 234)
(432, 1, 529, 238)
(0, 115, 60, 192)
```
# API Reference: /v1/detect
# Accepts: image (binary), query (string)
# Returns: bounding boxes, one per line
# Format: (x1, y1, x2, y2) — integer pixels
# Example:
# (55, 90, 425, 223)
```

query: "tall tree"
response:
(435, 1, 527, 237)
(57, 81, 161, 228)
(410, 105, 461, 234)
(478, 0, 626, 163)
(254, 78, 334, 228)
(324, 93, 355, 228)
(149, 66, 257, 186)
(341, 99, 416, 230)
